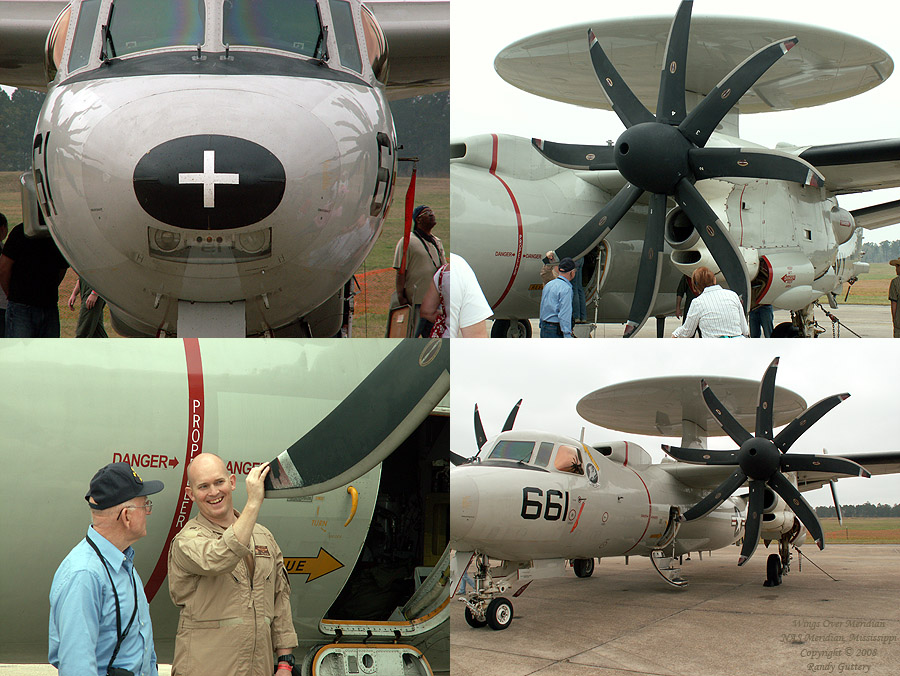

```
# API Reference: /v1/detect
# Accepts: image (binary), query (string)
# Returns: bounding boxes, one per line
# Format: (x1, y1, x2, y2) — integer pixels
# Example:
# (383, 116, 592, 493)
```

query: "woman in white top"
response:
(672, 266, 749, 338)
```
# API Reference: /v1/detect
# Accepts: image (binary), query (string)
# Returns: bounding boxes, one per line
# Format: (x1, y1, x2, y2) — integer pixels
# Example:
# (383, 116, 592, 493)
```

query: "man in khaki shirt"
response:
(168, 455, 298, 676)
(889, 258, 900, 338)
(392, 205, 445, 336)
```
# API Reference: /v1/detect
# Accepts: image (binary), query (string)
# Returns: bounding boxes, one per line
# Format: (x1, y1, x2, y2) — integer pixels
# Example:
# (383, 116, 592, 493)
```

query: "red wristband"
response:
(277, 663, 292, 671)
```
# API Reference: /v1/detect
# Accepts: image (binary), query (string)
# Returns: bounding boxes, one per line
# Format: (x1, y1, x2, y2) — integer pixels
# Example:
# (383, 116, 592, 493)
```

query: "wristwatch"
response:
(277, 654, 295, 667)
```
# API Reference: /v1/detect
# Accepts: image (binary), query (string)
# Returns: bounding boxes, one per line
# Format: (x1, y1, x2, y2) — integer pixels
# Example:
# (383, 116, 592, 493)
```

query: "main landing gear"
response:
(764, 532, 794, 587)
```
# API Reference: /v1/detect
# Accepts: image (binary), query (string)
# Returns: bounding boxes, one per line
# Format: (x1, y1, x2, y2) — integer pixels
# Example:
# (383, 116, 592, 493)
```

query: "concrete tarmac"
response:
(512, 303, 894, 338)
(451, 545, 900, 676)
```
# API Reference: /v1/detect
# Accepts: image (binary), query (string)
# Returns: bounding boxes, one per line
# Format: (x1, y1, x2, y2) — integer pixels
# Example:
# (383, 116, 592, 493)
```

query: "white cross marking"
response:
(178, 150, 239, 208)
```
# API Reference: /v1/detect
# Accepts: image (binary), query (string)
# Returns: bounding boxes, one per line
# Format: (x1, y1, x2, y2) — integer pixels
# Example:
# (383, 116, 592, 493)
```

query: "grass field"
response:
(815, 517, 900, 544)
(0, 171, 449, 337)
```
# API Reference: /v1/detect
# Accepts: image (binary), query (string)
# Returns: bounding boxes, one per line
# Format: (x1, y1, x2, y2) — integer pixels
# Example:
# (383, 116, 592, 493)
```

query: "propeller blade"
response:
(768, 471, 825, 549)
(546, 182, 643, 263)
(738, 479, 766, 565)
(662, 444, 739, 465)
(679, 36, 798, 148)
(588, 28, 655, 129)
(681, 467, 746, 521)
(655, 0, 693, 125)
(474, 404, 487, 450)
(623, 193, 667, 337)
(701, 378, 753, 446)
(532, 139, 616, 171)
(773, 393, 850, 453)
(779, 454, 871, 478)
(689, 148, 825, 187)
(756, 357, 779, 440)
(830, 480, 844, 526)
(450, 451, 469, 466)
(675, 179, 751, 308)
(502, 399, 523, 432)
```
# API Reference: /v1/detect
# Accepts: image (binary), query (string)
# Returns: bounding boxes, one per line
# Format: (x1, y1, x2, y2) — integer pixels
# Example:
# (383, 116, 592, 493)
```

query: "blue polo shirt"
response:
(540, 275, 574, 337)
(49, 526, 157, 676)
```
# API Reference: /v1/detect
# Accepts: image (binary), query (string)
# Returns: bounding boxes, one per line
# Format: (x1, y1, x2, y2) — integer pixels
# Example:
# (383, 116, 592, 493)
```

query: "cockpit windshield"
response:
(105, 0, 206, 58)
(487, 440, 535, 463)
(223, 0, 323, 58)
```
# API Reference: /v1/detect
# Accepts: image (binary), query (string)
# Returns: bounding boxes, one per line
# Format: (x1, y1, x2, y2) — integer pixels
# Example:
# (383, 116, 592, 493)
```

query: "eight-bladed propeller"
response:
(661, 357, 870, 566)
(535, 0, 824, 337)
(451, 399, 523, 466)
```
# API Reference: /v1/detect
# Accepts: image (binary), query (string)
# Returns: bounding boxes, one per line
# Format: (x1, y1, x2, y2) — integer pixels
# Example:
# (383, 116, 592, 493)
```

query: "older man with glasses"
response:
(49, 462, 164, 676)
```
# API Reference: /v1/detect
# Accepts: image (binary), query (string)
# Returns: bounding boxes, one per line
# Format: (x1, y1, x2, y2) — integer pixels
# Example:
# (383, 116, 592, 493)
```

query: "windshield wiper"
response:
(100, 4, 117, 62)
(313, 4, 328, 63)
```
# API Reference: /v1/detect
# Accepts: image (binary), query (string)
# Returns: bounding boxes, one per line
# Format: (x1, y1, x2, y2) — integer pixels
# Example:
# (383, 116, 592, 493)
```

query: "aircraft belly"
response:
(0, 340, 404, 663)
(39, 76, 392, 334)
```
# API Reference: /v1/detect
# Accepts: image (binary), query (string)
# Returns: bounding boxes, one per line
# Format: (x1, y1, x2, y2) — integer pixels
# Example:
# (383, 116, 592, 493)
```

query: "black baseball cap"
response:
(558, 257, 576, 273)
(85, 462, 164, 510)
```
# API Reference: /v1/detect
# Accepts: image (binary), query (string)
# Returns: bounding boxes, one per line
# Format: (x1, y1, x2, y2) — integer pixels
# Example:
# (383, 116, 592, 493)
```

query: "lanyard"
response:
(85, 535, 138, 673)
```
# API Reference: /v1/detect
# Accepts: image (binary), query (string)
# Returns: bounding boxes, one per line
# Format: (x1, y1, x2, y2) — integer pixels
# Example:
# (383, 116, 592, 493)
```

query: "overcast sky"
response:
(451, 0, 900, 244)
(450, 339, 900, 508)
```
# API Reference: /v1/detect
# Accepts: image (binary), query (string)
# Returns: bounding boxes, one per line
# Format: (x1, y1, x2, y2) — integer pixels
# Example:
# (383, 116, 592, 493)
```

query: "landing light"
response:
(148, 226, 272, 263)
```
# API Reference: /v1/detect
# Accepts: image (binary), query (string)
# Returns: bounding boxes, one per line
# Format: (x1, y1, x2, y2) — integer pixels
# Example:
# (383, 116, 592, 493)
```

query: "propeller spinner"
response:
(535, 0, 824, 336)
(661, 357, 870, 566)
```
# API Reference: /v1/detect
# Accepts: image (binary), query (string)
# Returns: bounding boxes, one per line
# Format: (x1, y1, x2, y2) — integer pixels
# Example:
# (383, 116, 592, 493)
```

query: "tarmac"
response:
(514, 304, 895, 338)
(451, 544, 900, 676)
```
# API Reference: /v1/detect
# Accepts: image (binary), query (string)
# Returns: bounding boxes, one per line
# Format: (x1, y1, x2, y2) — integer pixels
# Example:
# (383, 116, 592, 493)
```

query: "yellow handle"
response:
(344, 485, 359, 527)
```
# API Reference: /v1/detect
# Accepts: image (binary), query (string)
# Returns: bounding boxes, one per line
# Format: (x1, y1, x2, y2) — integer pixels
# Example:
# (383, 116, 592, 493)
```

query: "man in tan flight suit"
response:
(168, 454, 298, 676)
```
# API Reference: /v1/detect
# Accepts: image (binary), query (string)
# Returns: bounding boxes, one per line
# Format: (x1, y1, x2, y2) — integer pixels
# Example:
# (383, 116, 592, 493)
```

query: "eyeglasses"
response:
(117, 500, 152, 520)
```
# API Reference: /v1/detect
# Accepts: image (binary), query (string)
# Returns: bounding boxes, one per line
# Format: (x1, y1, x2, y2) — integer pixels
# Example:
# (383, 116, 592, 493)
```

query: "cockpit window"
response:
(328, 0, 362, 73)
(223, 0, 323, 58)
(105, 0, 205, 58)
(534, 442, 554, 468)
(360, 4, 388, 82)
(487, 440, 535, 463)
(554, 445, 584, 475)
(68, 0, 102, 72)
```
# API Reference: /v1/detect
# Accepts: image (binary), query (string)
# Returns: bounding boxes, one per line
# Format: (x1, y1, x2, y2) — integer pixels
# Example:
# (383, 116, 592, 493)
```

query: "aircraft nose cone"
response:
(133, 135, 286, 230)
(450, 471, 479, 544)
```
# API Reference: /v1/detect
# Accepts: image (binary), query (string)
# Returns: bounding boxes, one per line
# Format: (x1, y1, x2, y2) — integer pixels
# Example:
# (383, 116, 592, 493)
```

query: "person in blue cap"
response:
(49, 462, 164, 676)
(539, 257, 577, 338)
(392, 205, 445, 336)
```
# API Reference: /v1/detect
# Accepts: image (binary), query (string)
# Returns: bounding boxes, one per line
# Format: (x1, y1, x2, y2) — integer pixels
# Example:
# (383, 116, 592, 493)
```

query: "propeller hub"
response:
(738, 437, 780, 480)
(615, 122, 692, 195)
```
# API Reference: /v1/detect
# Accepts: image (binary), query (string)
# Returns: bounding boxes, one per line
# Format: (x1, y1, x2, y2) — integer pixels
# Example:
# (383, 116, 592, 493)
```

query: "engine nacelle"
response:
(664, 207, 701, 251)
(830, 207, 856, 246)
(755, 251, 817, 310)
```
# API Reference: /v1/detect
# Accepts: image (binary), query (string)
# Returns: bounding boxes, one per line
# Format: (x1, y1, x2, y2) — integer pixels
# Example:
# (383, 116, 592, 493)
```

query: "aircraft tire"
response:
(490, 319, 532, 338)
(573, 558, 594, 578)
(486, 597, 514, 630)
(465, 607, 488, 628)
(765, 553, 783, 587)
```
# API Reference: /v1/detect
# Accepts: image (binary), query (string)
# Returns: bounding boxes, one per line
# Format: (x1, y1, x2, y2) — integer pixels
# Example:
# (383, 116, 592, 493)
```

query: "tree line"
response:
(0, 88, 45, 171)
(0, 87, 448, 176)
(862, 239, 900, 263)
(814, 503, 900, 518)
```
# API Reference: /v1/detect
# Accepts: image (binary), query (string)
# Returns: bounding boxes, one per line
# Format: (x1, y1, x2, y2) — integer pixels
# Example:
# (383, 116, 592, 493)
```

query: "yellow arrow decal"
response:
(284, 548, 344, 582)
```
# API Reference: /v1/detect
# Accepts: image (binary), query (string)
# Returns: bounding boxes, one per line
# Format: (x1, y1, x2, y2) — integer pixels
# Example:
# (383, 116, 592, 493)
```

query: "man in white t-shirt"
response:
(448, 254, 492, 337)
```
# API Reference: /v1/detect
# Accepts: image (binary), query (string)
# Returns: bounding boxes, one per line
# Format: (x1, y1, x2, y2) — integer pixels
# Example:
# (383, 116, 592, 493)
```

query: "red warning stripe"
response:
(622, 467, 652, 555)
(143, 338, 205, 602)
(488, 134, 524, 310)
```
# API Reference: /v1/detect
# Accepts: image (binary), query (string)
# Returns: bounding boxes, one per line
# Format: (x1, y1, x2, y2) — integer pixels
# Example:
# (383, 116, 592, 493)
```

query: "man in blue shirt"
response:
(539, 257, 577, 338)
(50, 462, 164, 676)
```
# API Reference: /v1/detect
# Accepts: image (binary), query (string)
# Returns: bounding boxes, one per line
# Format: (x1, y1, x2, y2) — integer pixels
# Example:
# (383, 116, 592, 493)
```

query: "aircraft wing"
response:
(367, 0, 449, 100)
(799, 139, 900, 196)
(660, 451, 900, 493)
(0, 0, 67, 90)
(265, 338, 449, 497)
(795, 451, 900, 492)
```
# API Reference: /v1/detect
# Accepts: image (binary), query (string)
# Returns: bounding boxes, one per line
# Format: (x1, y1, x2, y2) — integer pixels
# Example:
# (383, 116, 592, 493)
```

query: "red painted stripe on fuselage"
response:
(488, 134, 524, 309)
(622, 468, 652, 555)
(144, 338, 205, 602)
